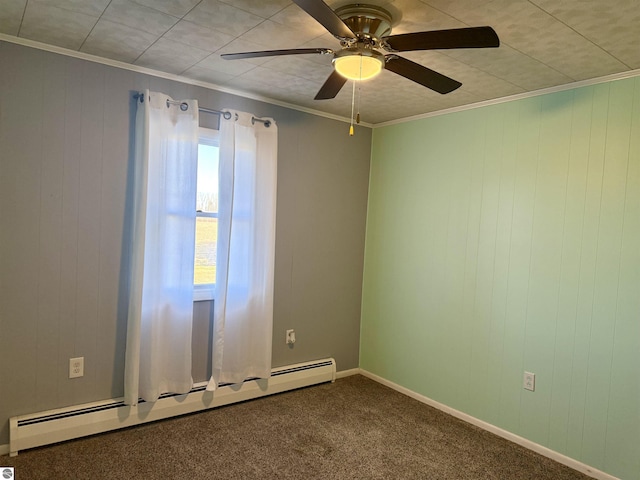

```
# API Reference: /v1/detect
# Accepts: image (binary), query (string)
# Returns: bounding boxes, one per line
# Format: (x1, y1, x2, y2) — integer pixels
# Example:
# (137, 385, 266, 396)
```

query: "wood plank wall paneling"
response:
(603, 76, 640, 476)
(0, 41, 371, 447)
(2, 45, 46, 416)
(35, 52, 66, 412)
(361, 77, 640, 480)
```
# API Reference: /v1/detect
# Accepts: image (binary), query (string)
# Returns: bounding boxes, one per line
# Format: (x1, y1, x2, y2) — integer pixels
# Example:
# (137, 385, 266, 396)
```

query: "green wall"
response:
(361, 77, 640, 480)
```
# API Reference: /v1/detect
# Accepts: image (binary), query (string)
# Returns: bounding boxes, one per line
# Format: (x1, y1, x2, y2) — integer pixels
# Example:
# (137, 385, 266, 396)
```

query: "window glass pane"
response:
(197, 144, 219, 213)
(194, 216, 217, 285)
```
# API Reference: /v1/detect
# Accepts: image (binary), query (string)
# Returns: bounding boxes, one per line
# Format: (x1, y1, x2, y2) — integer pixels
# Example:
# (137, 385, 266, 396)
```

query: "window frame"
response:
(193, 127, 220, 302)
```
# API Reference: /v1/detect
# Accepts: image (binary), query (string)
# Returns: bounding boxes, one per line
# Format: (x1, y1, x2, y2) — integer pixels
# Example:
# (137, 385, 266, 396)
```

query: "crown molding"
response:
(0, 34, 374, 128)
(375, 68, 640, 128)
(4, 33, 638, 130)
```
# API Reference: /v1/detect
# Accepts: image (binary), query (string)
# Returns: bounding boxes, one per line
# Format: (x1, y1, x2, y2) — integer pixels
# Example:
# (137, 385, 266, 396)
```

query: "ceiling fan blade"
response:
(292, 0, 356, 40)
(221, 48, 332, 60)
(314, 70, 348, 100)
(384, 56, 462, 94)
(383, 26, 499, 51)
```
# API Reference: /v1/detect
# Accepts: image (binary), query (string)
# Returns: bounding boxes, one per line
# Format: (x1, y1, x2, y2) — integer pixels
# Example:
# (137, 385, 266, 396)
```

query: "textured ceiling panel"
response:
(163, 19, 234, 51)
(81, 19, 156, 62)
(135, 36, 211, 73)
(1, 0, 638, 124)
(134, 0, 200, 17)
(218, 0, 291, 19)
(0, 0, 27, 35)
(183, 1, 263, 36)
(41, 0, 111, 17)
(531, 0, 640, 68)
(262, 55, 335, 81)
(444, 45, 574, 91)
(20, 2, 98, 50)
(239, 19, 322, 49)
(102, 0, 179, 36)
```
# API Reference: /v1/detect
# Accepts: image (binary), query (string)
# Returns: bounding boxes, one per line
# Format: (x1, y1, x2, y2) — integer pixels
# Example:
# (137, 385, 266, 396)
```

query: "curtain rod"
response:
(134, 93, 272, 127)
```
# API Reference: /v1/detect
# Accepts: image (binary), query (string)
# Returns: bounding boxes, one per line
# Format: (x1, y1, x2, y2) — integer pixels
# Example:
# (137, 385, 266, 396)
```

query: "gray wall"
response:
(0, 41, 371, 446)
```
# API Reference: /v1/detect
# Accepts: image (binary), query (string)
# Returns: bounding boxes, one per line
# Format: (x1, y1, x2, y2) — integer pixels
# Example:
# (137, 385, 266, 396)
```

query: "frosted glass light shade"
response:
(334, 54, 383, 80)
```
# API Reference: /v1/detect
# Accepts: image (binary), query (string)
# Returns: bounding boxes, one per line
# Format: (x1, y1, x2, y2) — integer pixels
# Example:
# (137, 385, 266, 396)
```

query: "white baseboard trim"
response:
(360, 369, 619, 480)
(9, 359, 336, 456)
(336, 368, 361, 379)
(0, 443, 9, 456)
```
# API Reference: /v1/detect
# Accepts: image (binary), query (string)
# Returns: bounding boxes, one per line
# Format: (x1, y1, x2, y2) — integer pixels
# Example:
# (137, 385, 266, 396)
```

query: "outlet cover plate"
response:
(524, 371, 535, 391)
(286, 329, 295, 344)
(69, 357, 84, 378)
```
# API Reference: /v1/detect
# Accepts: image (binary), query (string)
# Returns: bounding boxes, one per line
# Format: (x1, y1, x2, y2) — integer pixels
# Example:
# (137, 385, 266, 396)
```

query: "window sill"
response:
(193, 285, 215, 302)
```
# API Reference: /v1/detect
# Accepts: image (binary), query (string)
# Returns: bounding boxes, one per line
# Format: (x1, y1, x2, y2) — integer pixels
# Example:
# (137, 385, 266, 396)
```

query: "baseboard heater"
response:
(9, 358, 335, 456)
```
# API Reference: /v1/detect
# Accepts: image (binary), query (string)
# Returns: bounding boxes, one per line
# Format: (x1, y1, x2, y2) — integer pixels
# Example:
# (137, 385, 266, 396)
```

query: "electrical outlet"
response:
(69, 357, 84, 379)
(286, 329, 296, 345)
(523, 371, 535, 391)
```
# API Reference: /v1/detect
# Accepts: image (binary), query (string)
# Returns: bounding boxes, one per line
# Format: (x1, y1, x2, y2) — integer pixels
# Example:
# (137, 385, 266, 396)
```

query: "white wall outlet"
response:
(524, 371, 535, 391)
(69, 357, 84, 379)
(286, 329, 296, 345)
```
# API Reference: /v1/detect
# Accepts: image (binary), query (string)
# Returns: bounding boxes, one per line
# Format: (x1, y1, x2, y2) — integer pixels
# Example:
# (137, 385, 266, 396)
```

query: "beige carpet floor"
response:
(3, 374, 594, 479)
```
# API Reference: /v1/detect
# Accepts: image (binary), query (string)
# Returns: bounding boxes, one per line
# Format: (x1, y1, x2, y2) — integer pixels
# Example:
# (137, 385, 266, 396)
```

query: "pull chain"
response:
(356, 54, 362, 125)
(356, 81, 361, 125)
(349, 55, 365, 136)
(349, 78, 356, 136)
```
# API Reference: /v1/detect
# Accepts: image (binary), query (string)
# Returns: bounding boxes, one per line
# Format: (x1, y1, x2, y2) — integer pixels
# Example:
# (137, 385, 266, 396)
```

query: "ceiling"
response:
(1, 0, 639, 124)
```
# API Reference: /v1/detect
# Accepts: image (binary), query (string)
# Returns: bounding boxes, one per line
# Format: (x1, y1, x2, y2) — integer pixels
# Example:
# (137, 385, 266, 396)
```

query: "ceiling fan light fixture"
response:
(334, 55, 382, 80)
(334, 51, 384, 80)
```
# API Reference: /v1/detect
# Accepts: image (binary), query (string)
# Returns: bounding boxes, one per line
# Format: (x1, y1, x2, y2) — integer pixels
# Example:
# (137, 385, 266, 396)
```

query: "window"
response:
(193, 127, 219, 301)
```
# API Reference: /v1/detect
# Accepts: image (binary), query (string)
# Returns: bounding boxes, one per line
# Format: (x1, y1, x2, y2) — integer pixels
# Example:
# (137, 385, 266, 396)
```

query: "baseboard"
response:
(9, 359, 335, 456)
(336, 367, 361, 379)
(360, 369, 619, 480)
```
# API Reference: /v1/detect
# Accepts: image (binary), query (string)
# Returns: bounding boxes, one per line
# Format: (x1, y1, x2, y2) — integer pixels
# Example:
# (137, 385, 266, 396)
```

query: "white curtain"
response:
(125, 90, 199, 405)
(207, 111, 278, 390)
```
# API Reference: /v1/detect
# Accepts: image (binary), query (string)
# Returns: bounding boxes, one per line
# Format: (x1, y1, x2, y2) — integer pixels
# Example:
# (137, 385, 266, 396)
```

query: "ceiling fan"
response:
(221, 0, 500, 100)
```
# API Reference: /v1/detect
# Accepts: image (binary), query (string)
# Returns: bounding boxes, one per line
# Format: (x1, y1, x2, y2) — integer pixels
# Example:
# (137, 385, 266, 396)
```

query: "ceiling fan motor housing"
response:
(332, 4, 393, 79)
(335, 4, 393, 46)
